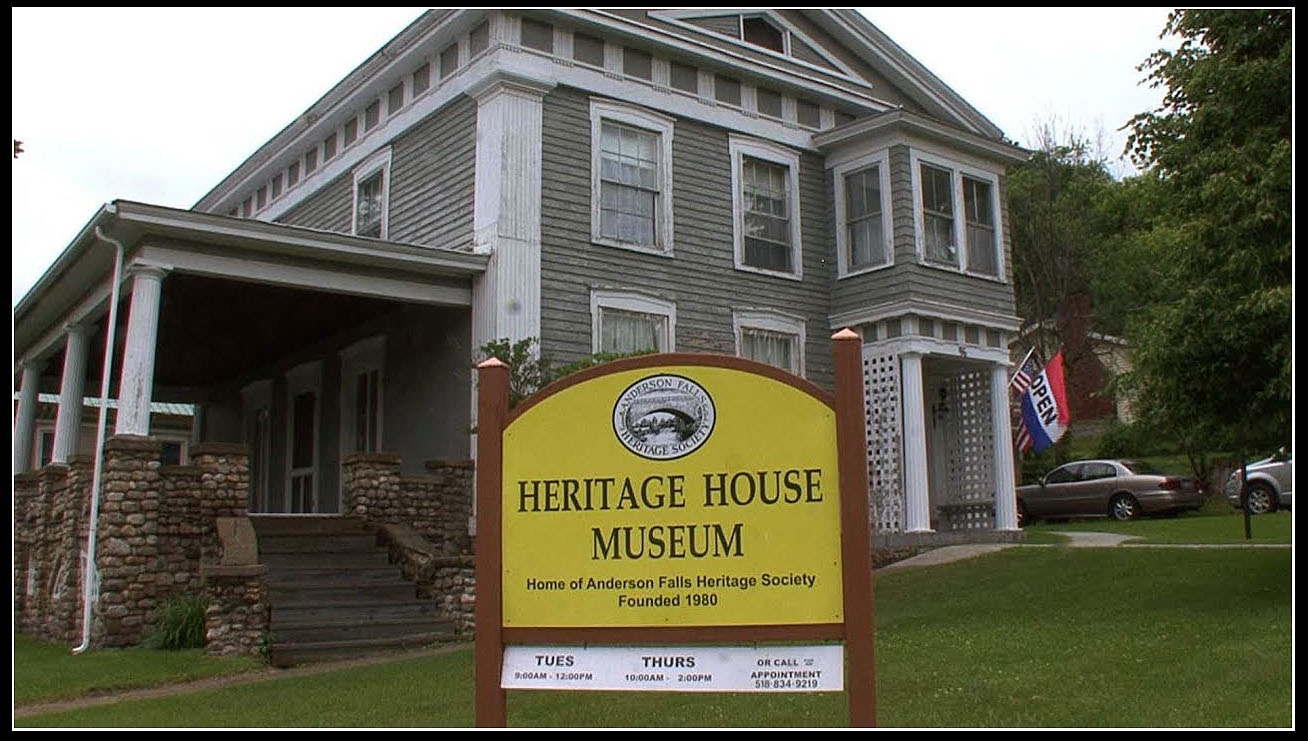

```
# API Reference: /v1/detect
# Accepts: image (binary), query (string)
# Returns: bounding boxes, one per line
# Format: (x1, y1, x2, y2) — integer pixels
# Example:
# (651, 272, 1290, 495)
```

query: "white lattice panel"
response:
(942, 369, 995, 530)
(864, 350, 903, 534)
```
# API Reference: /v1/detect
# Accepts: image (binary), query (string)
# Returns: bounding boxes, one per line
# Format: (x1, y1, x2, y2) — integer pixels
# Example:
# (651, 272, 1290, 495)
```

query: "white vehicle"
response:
(1225, 448, 1293, 514)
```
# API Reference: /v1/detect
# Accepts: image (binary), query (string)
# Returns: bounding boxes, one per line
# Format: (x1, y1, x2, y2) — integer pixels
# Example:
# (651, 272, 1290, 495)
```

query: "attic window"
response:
(742, 16, 785, 53)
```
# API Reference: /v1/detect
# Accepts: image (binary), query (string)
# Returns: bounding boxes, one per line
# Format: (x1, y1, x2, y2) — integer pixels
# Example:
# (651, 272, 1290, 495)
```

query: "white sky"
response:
(10, 7, 1175, 306)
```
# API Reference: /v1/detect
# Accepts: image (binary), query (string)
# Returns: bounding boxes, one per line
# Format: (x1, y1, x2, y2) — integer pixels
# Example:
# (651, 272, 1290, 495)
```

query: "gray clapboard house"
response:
(14, 9, 1025, 654)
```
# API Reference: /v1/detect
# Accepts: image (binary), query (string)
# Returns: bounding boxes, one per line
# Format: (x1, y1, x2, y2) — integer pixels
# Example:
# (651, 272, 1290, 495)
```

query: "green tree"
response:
(1122, 10, 1292, 459)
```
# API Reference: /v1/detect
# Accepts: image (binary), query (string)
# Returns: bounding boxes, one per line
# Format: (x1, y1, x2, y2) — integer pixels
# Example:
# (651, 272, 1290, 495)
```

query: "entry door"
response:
(285, 362, 322, 514)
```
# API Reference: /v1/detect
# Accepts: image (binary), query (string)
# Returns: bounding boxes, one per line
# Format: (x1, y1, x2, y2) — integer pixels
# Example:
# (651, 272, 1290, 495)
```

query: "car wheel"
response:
(1244, 482, 1277, 515)
(1017, 500, 1029, 528)
(1109, 493, 1140, 522)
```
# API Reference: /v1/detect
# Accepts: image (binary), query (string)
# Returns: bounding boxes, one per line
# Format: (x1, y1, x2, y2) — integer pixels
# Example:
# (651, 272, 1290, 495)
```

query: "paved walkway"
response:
(878, 531, 1290, 572)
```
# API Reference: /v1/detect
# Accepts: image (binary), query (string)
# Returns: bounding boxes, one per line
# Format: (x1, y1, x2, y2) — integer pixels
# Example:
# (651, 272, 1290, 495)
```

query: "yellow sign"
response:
(502, 365, 843, 627)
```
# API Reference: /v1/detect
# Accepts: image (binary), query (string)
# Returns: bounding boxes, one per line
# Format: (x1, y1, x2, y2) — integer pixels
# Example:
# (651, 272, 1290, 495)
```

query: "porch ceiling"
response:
(154, 274, 403, 389)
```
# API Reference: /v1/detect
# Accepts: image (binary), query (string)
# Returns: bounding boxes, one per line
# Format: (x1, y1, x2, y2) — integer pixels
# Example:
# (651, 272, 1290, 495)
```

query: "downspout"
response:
(72, 215, 125, 654)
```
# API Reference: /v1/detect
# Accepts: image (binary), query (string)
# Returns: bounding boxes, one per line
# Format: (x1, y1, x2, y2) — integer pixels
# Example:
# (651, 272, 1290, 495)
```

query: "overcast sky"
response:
(10, 7, 1175, 306)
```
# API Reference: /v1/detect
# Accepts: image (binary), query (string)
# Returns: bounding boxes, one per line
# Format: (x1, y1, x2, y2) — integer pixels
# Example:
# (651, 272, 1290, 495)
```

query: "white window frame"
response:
(590, 289, 676, 354)
(833, 150, 894, 278)
(339, 336, 385, 458)
(909, 148, 1006, 282)
(352, 147, 392, 239)
(733, 308, 806, 376)
(589, 99, 676, 256)
(729, 135, 803, 280)
(285, 361, 322, 514)
(241, 379, 273, 514)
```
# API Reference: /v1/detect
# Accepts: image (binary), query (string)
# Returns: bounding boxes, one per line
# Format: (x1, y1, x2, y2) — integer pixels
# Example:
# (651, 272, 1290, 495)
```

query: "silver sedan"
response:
(1017, 459, 1203, 526)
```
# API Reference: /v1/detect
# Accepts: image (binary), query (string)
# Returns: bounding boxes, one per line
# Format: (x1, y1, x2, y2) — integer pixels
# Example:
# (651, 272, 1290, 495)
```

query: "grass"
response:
(13, 635, 264, 706)
(1025, 508, 1292, 544)
(16, 547, 1292, 728)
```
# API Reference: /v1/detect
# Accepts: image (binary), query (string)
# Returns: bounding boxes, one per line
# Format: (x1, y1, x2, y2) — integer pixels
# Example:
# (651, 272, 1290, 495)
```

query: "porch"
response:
(862, 328, 1024, 549)
(12, 202, 488, 653)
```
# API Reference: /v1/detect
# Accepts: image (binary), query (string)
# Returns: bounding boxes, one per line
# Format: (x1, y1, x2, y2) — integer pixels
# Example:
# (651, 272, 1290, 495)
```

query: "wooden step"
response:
(260, 551, 392, 570)
(270, 599, 444, 625)
(258, 534, 379, 554)
(248, 515, 372, 537)
(267, 582, 417, 604)
(270, 615, 455, 645)
(269, 631, 456, 668)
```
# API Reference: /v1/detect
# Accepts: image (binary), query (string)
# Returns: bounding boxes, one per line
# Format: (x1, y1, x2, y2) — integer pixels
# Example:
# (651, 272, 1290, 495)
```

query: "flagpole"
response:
(1009, 346, 1036, 390)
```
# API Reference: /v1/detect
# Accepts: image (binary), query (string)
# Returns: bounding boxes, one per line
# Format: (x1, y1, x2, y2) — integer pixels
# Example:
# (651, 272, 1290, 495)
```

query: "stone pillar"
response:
(93, 435, 164, 648)
(901, 352, 933, 533)
(52, 324, 92, 464)
(13, 362, 41, 473)
(991, 363, 1020, 530)
(115, 266, 167, 436)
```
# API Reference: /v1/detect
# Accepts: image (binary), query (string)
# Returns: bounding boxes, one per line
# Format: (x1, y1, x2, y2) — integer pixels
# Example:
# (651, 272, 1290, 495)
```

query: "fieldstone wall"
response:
(203, 567, 268, 657)
(345, 454, 476, 635)
(341, 454, 474, 555)
(378, 523, 476, 637)
(13, 471, 41, 635)
(13, 436, 251, 650)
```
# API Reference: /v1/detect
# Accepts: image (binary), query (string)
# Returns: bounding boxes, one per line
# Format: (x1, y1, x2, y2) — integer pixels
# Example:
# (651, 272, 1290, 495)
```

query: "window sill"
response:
(918, 259, 1008, 285)
(837, 262, 894, 280)
(592, 237, 674, 258)
(734, 262, 804, 282)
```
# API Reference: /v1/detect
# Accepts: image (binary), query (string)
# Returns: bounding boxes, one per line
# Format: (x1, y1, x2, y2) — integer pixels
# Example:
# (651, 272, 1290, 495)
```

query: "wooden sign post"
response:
(475, 329, 875, 727)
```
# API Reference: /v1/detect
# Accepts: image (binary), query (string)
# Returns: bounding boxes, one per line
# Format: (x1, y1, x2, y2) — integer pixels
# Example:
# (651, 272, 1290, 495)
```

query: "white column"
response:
(469, 71, 551, 349)
(114, 266, 167, 436)
(51, 324, 92, 463)
(13, 363, 41, 472)
(991, 363, 1019, 530)
(901, 352, 933, 533)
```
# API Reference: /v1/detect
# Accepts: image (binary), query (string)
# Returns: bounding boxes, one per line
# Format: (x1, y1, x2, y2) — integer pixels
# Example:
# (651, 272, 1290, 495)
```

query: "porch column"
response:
(51, 323, 91, 463)
(901, 352, 932, 532)
(991, 363, 1019, 530)
(13, 362, 41, 472)
(115, 266, 167, 436)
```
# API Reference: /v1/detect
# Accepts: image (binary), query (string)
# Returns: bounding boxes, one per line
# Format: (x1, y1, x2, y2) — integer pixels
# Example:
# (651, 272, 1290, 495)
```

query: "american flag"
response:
(1011, 348, 1040, 453)
(1010, 347, 1040, 394)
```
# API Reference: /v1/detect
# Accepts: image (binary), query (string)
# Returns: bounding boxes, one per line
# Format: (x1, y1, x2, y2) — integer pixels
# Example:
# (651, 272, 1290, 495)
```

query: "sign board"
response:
(502, 644, 844, 692)
(476, 339, 876, 727)
(501, 367, 843, 628)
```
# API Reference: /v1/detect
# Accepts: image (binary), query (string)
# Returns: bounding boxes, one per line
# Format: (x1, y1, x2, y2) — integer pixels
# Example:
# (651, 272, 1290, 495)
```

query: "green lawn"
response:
(16, 547, 1292, 728)
(13, 635, 264, 706)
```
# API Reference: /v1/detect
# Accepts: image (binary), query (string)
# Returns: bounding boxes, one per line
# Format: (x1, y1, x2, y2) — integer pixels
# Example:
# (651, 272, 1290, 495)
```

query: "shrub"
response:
(146, 595, 208, 650)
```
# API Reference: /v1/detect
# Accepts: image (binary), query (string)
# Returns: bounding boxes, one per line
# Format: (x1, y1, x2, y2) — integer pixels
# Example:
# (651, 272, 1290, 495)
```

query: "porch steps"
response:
(251, 516, 455, 668)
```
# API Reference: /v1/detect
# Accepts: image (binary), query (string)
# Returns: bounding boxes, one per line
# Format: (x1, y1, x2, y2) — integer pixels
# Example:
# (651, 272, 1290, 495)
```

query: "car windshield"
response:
(1120, 460, 1165, 476)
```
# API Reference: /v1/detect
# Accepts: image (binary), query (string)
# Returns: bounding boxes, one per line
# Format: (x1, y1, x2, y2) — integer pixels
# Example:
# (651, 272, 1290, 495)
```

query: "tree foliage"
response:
(1121, 10, 1292, 455)
(1008, 126, 1116, 347)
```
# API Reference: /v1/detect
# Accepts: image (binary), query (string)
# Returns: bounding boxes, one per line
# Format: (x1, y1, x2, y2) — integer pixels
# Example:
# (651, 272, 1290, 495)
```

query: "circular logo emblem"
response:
(612, 374, 716, 460)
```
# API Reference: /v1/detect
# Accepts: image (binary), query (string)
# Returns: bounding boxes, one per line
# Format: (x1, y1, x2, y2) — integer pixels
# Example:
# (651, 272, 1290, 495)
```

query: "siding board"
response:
(276, 97, 476, 251)
(539, 86, 835, 389)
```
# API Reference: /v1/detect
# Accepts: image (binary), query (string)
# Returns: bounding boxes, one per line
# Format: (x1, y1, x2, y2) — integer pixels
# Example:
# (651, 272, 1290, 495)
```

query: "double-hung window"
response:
(912, 150, 1004, 279)
(352, 148, 391, 239)
(833, 151, 893, 276)
(590, 100, 675, 254)
(591, 290, 675, 354)
(733, 309, 805, 376)
(730, 136, 802, 279)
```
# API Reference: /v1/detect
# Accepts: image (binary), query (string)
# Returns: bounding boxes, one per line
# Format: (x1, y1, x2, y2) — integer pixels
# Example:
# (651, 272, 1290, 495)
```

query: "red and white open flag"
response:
(1015, 349, 1070, 454)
